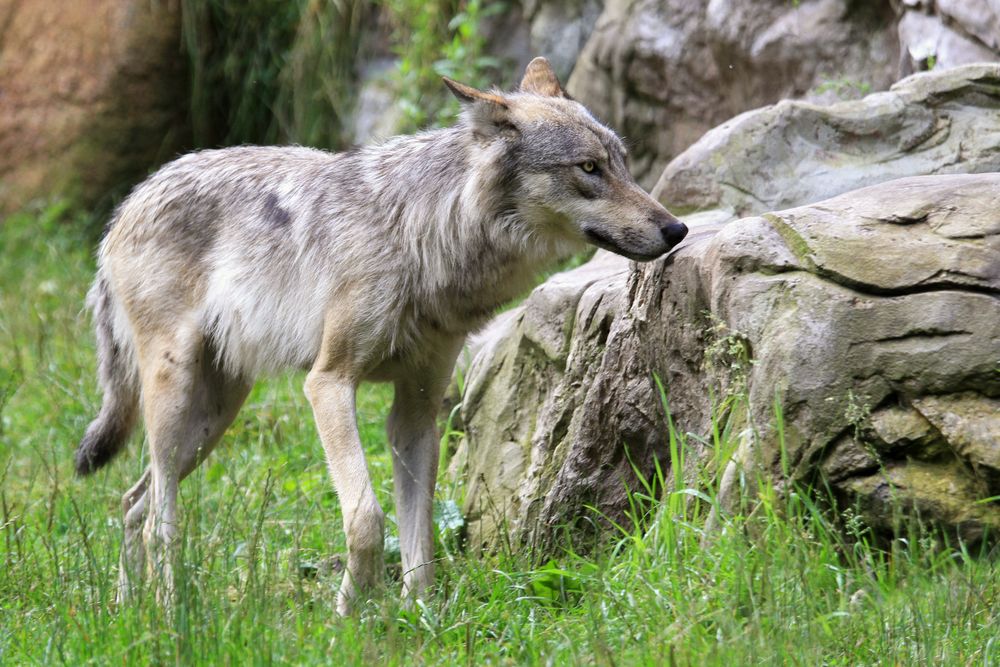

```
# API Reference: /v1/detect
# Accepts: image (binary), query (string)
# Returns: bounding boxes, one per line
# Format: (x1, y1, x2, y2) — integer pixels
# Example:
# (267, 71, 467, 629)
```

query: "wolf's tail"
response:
(75, 271, 140, 475)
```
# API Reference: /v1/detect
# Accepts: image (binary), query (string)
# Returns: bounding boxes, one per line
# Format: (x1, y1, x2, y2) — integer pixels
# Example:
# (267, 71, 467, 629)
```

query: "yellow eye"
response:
(581, 161, 596, 173)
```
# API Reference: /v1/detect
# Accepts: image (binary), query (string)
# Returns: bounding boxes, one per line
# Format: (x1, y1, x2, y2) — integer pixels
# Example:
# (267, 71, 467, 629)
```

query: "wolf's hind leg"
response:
(118, 469, 150, 601)
(131, 332, 251, 603)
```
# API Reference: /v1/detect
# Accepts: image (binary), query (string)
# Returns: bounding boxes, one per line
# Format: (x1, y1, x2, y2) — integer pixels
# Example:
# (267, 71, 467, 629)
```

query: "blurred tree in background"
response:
(182, 0, 366, 149)
(180, 0, 499, 150)
(385, 0, 502, 130)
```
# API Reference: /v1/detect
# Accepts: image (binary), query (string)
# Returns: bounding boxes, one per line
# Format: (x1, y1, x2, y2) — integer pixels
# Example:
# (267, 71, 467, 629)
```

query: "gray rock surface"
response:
(566, 0, 902, 188)
(934, 0, 1000, 50)
(898, 0, 1000, 72)
(451, 250, 638, 550)
(458, 173, 1000, 551)
(520, 0, 603, 81)
(454, 67, 1000, 551)
(565, 0, 1000, 190)
(652, 64, 1000, 220)
(898, 10, 998, 74)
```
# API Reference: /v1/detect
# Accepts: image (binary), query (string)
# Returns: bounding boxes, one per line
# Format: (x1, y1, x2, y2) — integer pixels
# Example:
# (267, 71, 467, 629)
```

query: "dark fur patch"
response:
(75, 418, 129, 475)
(263, 192, 292, 228)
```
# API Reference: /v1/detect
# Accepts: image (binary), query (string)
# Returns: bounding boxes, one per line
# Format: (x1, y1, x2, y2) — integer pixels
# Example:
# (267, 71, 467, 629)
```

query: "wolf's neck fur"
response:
(355, 123, 579, 334)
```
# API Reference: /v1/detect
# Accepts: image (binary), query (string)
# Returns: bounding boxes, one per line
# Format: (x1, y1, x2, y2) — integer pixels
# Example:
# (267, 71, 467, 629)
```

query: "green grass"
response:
(1, 206, 998, 665)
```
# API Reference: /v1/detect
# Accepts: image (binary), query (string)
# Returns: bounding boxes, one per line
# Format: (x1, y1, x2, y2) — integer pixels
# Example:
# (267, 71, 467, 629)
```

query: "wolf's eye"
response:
(581, 161, 597, 174)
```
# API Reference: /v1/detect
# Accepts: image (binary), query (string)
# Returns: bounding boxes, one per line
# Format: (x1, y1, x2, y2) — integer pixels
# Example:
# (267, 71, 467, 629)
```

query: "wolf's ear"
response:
(443, 77, 509, 107)
(519, 57, 564, 97)
(443, 76, 513, 138)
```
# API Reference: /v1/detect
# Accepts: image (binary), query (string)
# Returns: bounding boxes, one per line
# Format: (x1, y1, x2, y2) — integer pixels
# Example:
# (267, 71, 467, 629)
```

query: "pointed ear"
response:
(443, 77, 509, 108)
(519, 57, 564, 97)
(443, 76, 513, 139)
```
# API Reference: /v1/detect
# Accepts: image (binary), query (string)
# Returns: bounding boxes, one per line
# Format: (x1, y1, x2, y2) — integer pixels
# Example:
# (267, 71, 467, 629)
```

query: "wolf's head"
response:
(444, 57, 687, 262)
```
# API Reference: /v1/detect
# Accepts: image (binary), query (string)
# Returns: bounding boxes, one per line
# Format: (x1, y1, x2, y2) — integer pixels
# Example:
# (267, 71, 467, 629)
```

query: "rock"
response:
(897, 11, 998, 74)
(351, 59, 407, 145)
(913, 394, 1000, 494)
(841, 459, 997, 546)
(641, 173, 1000, 547)
(0, 0, 188, 214)
(820, 434, 879, 483)
(913, 0, 1000, 51)
(652, 64, 1000, 220)
(868, 405, 945, 452)
(566, 0, 902, 188)
(565, 0, 1000, 190)
(454, 250, 637, 550)
(456, 171, 1000, 551)
(521, 0, 603, 81)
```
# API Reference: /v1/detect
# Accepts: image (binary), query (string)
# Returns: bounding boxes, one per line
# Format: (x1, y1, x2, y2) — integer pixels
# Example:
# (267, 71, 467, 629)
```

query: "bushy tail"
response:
(75, 273, 140, 475)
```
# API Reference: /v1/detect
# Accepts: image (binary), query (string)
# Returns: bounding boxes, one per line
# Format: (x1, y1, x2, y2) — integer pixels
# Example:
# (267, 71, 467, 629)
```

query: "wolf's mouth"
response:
(583, 228, 662, 262)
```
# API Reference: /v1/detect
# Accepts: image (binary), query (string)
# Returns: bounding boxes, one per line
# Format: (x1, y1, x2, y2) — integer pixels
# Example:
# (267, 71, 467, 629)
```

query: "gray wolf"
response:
(75, 57, 687, 614)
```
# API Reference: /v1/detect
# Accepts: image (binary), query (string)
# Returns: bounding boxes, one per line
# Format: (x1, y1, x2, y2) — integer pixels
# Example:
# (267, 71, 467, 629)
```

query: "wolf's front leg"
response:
(388, 383, 440, 600)
(304, 370, 385, 616)
(388, 342, 462, 602)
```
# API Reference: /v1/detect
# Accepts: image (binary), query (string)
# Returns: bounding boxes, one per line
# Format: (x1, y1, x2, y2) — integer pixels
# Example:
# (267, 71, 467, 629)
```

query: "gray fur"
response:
(75, 274, 139, 475)
(76, 57, 686, 612)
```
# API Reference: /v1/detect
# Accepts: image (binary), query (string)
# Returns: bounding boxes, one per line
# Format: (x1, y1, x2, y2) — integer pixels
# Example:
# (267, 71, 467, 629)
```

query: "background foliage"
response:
(180, 0, 500, 150)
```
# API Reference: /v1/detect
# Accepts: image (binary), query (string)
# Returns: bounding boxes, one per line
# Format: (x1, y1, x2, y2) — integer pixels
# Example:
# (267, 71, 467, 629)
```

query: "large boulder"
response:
(653, 63, 1000, 219)
(451, 250, 639, 550)
(455, 65, 1000, 552)
(653, 174, 1000, 545)
(898, 1, 1000, 74)
(565, 0, 1000, 189)
(457, 173, 1000, 552)
(0, 0, 188, 215)
(566, 0, 902, 188)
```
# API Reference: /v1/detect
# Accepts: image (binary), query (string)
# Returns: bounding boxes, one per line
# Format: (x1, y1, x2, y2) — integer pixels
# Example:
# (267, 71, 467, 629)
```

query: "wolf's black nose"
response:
(661, 220, 688, 247)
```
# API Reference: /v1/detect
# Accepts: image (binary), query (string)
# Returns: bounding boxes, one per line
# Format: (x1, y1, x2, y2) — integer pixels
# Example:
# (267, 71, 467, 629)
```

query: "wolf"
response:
(75, 57, 688, 614)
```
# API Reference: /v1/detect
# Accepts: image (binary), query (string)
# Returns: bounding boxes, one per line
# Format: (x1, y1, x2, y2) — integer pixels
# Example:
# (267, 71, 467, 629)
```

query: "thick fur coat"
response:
(76, 58, 687, 613)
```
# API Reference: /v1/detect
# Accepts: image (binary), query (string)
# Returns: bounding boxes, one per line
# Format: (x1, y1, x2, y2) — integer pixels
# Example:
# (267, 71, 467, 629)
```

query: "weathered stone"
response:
(566, 0, 901, 188)
(914, 394, 1000, 494)
(842, 459, 1000, 545)
(456, 171, 1000, 551)
(457, 66, 1000, 551)
(898, 11, 998, 74)
(522, 0, 603, 81)
(933, 0, 1000, 51)
(645, 173, 1000, 468)
(868, 404, 945, 453)
(0, 0, 188, 214)
(821, 434, 879, 483)
(455, 250, 636, 550)
(652, 64, 1000, 220)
